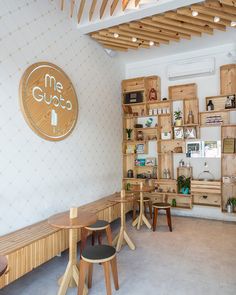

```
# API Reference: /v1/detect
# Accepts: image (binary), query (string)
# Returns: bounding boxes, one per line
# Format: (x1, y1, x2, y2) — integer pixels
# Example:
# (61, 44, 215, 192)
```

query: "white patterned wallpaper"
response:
(0, 0, 124, 235)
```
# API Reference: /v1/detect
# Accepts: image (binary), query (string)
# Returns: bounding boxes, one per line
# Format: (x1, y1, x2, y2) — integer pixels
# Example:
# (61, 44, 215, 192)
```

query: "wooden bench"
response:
(0, 192, 132, 289)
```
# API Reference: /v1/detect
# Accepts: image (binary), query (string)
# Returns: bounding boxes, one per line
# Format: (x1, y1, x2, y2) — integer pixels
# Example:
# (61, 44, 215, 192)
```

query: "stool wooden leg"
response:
(92, 231, 95, 246)
(110, 256, 119, 290)
(80, 228, 88, 258)
(144, 202, 147, 218)
(103, 261, 112, 295)
(132, 201, 137, 221)
(149, 201, 152, 219)
(98, 231, 103, 245)
(153, 208, 158, 232)
(78, 260, 88, 295)
(166, 208, 172, 232)
(88, 263, 93, 289)
(105, 225, 113, 246)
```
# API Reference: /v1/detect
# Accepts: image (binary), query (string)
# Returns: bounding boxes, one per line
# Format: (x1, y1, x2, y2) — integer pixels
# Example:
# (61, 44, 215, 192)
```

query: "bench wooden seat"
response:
(0, 192, 131, 289)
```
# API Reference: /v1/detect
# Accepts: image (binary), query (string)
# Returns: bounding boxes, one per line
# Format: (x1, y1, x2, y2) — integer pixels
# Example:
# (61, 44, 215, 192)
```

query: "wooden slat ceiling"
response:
(89, 0, 236, 52)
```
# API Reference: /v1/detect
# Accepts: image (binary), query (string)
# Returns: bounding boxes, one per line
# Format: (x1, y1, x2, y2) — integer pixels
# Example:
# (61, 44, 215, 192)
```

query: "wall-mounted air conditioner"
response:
(167, 57, 215, 80)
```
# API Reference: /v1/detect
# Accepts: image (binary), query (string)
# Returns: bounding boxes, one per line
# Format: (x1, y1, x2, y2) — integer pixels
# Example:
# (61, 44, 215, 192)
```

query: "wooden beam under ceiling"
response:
(191, 4, 236, 21)
(89, 0, 97, 21)
(122, 0, 131, 11)
(77, 0, 86, 23)
(135, 0, 141, 7)
(219, 0, 236, 7)
(70, 0, 75, 17)
(100, 0, 108, 19)
(110, 0, 119, 16)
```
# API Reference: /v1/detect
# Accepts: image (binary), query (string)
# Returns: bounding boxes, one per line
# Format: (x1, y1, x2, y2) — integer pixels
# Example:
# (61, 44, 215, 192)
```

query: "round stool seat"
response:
(137, 196, 150, 202)
(153, 202, 171, 209)
(85, 220, 109, 231)
(82, 245, 116, 263)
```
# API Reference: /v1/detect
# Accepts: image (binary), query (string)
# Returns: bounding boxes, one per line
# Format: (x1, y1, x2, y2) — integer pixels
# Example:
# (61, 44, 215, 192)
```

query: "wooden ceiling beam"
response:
(70, 0, 75, 17)
(204, 1, 236, 16)
(140, 19, 191, 39)
(122, 0, 131, 11)
(98, 41, 129, 51)
(151, 17, 201, 36)
(176, 8, 226, 31)
(100, 0, 108, 19)
(117, 25, 169, 44)
(219, 0, 236, 7)
(155, 15, 213, 35)
(89, 0, 97, 21)
(191, 4, 236, 21)
(135, 0, 141, 6)
(110, 0, 119, 16)
(91, 33, 139, 48)
(129, 22, 180, 41)
(178, 7, 231, 27)
(77, 0, 86, 23)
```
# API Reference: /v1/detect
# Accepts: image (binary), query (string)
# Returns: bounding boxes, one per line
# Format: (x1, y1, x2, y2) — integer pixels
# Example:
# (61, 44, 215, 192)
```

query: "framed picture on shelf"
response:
(136, 144, 145, 154)
(161, 131, 172, 140)
(174, 127, 184, 139)
(146, 158, 156, 166)
(184, 127, 196, 139)
(135, 158, 146, 166)
(186, 141, 203, 158)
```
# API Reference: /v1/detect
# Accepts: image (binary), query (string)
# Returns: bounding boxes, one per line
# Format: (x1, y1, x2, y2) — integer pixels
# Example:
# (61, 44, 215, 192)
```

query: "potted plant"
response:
(174, 110, 183, 126)
(177, 175, 191, 194)
(226, 197, 236, 213)
(125, 128, 133, 140)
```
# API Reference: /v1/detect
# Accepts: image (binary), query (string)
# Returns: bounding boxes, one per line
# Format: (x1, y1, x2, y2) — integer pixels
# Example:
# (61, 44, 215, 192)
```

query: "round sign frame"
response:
(19, 62, 78, 141)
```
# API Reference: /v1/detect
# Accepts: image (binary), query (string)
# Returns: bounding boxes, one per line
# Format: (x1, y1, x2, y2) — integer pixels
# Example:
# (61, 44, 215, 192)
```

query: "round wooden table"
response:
(0, 256, 8, 277)
(48, 209, 97, 295)
(111, 190, 136, 252)
(131, 183, 153, 230)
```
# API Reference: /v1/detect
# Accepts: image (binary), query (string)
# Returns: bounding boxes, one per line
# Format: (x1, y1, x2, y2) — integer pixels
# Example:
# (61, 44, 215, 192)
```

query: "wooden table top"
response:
(0, 256, 7, 276)
(48, 210, 97, 229)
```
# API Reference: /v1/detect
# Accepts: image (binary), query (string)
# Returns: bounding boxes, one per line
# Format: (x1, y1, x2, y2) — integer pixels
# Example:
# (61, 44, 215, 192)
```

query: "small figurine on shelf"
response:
(149, 88, 157, 101)
(137, 130, 144, 141)
(207, 100, 214, 111)
(145, 117, 153, 127)
(163, 169, 167, 179)
(126, 128, 133, 140)
(166, 169, 171, 179)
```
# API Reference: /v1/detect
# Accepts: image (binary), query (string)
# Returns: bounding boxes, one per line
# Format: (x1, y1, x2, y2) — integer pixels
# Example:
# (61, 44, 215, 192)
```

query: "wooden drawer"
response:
(193, 194, 221, 207)
(191, 180, 221, 194)
(169, 83, 197, 100)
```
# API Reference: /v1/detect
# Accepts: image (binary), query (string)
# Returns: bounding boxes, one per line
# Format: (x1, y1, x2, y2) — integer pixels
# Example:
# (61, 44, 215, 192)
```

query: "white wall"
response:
(0, 0, 124, 235)
(125, 43, 236, 221)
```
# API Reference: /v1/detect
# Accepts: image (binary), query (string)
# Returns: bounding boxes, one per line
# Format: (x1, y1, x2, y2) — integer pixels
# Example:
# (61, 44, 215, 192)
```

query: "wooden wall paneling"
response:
(89, 0, 97, 21)
(140, 19, 191, 39)
(152, 16, 204, 36)
(177, 8, 226, 30)
(100, 0, 108, 19)
(122, 0, 131, 11)
(220, 64, 236, 95)
(110, 0, 119, 16)
(77, 0, 86, 23)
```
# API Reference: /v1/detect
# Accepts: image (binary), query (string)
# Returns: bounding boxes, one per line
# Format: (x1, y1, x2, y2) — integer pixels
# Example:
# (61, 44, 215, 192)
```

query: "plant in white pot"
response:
(174, 110, 183, 126)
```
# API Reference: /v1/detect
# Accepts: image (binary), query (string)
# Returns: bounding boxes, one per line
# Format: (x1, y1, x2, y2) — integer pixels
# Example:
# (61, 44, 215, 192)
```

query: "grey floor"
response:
(1, 215, 236, 295)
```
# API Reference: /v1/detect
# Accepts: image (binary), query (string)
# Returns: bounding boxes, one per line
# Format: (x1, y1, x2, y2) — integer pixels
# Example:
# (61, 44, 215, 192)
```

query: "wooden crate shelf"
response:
(169, 83, 197, 100)
(220, 64, 236, 95)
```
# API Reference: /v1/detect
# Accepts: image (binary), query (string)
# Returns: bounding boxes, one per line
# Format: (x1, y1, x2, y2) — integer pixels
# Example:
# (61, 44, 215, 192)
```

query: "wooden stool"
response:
(0, 256, 8, 277)
(78, 245, 119, 295)
(133, 196, 152, 220)
(152, 202, 172, 232)
(80, 220, 112, 256)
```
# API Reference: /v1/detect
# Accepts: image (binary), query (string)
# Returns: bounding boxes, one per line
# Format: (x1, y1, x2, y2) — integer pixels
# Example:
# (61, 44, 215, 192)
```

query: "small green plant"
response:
(125, 128, 133, 140)
(174, 110, 182, 121)
(227, 197, 236, 206)
(177, 175, 191, 194)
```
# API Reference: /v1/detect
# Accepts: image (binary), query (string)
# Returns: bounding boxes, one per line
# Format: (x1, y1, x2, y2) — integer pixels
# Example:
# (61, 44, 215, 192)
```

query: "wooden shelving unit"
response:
(221, 125, 236, 213)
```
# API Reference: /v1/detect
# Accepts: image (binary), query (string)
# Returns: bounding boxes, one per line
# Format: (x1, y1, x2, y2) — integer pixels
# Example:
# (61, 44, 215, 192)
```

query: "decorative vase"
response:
(227, 204, 233, 213)
(175, 119, 182, 126)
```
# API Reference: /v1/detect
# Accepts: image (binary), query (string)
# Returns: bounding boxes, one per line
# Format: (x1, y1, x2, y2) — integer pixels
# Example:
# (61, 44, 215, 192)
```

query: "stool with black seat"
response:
(80, 220, 113, 256)
(152, 202, 172, 232)
(133, 196, 152, 220)
(78, 244, 119, 295)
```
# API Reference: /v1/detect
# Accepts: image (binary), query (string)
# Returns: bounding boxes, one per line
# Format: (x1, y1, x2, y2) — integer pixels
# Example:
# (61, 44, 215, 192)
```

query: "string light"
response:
(231, 21, 236, 27)
(214, 16, 220, 23)
(113, 33, 119, 38)
(149, 41, 154, 46)
(132, 37, 137, 42)
(191, 11, 198, 17)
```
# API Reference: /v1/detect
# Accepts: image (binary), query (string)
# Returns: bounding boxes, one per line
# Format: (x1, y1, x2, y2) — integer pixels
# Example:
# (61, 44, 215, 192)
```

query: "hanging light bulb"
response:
(231, 21, 236, 27)
(149, 41, 154, 46)
(132, 37, 137, 42)
(113, 33, 119, 38)
(214, 16, 220, 23)
(191, 10, 199, 17)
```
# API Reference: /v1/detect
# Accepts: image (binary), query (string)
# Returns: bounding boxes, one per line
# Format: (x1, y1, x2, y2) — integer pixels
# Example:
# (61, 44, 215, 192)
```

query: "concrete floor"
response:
(1, 215, 236, 295)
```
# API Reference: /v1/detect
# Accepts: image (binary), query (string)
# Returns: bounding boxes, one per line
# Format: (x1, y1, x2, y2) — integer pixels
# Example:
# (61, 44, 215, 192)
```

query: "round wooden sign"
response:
(19, 62, 78, 141)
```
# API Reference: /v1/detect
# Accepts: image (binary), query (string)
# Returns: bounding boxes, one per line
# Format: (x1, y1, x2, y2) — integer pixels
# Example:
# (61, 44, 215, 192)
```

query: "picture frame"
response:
(174, 127, 184, 139)
(184, 127, 196, 139)
(146, 158, 156, 166)
(136, 144, 145, 154)
(161, 131, 172, 140)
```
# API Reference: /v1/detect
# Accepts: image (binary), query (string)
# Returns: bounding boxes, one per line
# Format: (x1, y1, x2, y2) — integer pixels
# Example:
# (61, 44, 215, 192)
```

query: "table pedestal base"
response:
(132, 213, 152, 230)
(113, 227, 135, 252)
